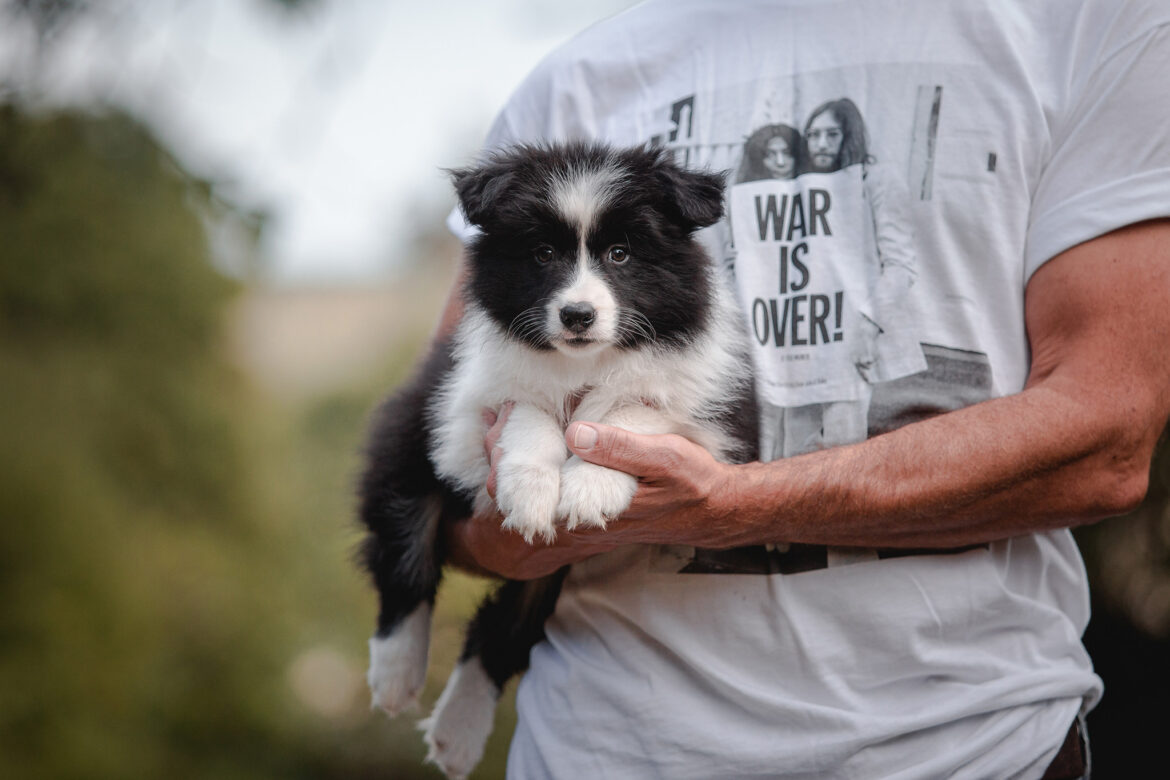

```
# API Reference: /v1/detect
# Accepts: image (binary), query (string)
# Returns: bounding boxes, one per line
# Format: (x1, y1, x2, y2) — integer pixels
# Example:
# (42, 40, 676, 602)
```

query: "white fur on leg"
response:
(420, 658, 499, 780)
(493, 403, 569, 543)
(558, 455, 638, 530)
(496, 461, 562, 543)
(368, 603, 431, 717)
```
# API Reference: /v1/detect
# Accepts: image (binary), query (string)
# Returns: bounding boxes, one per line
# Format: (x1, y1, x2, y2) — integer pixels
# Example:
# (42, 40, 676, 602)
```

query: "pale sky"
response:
(3, 0, 640, 281)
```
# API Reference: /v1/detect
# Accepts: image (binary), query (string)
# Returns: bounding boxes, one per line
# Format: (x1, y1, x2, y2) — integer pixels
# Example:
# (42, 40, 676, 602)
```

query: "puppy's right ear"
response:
(449, 160, 515, 229)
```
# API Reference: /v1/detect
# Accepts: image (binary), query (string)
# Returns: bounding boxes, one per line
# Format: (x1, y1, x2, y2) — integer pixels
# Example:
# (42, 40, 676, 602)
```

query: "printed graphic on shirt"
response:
(733, 168, 884, 407)
(732, 163, 936, 430)
(637, 68, 997, 575)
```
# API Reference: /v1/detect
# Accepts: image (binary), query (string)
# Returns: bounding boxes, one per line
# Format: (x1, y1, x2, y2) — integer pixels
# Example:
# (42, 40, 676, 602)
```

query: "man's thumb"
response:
(566, 422, 653, 475)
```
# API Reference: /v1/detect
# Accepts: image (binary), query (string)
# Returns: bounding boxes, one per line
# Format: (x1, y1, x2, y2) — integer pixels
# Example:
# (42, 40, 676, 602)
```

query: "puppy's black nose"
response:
(559, 302, 596, 332)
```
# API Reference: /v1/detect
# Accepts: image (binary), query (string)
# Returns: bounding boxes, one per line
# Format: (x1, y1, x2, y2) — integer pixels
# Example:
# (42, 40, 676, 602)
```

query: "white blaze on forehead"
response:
(565, 257, 615, 306)
(550, 164, 624, 235)
(543, 160, 625, 350)
(544, 254, 619, 347)
(545, 256, 622, 348)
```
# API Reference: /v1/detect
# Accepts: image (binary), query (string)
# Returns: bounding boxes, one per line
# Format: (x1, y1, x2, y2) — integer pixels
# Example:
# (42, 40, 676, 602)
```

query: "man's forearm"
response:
(685, 221, 1170, 551)
(701, 382, 1154, 550)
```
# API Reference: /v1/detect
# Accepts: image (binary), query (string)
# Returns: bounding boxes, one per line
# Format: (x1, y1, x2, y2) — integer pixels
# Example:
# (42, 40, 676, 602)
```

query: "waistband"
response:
(678, 542, 989, 575)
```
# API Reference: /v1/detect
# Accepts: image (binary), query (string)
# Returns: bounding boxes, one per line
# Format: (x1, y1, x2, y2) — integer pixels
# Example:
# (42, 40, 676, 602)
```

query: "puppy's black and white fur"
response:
(358, 143, 757, 779)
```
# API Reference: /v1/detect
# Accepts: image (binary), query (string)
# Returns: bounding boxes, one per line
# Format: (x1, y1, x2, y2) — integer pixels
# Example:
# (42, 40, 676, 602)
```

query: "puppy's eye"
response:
(607, 246, 630, 264)
(534, 245, 554, 264)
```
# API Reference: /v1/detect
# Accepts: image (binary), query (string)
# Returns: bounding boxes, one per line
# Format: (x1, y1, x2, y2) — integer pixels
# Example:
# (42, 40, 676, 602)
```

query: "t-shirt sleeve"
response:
(1024, 21, 1170, 280)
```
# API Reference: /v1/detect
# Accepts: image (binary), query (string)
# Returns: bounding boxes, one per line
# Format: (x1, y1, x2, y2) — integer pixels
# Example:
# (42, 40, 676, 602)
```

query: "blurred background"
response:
(0, 1, 1166, 778)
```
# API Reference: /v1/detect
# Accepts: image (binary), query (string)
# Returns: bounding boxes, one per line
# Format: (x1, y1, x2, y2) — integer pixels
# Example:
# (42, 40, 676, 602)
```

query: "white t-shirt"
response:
(450, 1, 1170, 777)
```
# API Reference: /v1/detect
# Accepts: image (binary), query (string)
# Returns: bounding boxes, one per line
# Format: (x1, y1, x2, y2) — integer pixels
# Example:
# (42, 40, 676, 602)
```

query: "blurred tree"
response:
(0, 106, 304, 779)
(0, 102, 505, 780)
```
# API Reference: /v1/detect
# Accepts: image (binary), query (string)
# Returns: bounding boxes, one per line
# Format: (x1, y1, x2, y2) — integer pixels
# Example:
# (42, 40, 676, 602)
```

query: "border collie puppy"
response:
(358, 142, 757, 779)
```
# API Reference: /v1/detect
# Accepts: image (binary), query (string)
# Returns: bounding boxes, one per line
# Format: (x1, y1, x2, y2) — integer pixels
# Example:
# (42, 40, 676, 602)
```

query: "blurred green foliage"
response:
(0, 106, 511, 779)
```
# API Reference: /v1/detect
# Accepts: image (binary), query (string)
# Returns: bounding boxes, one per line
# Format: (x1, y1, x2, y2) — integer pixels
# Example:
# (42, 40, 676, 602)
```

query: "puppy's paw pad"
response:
(558, 458, 637, 530)
(496, 463, 560, 543)
(367, 609, 430, 717)
(420, 662, 497, 780)
(367, 650, 425, 717)
(500, 512, 558, 544)
(421, 718, 486, 780)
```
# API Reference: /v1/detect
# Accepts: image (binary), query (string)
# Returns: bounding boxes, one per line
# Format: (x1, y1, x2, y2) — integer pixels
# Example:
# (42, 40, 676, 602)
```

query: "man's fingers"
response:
(485, 445, 501, 500)
(565, 421, 682, 478)
(483, 402, 514, 500)
(483, 401, 514, 460)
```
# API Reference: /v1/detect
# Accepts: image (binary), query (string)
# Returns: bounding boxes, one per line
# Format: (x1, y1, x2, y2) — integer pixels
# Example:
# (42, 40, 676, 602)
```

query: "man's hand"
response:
(449, 508, 619, 580)
(446, 405, 619, 580)
(560, 422, 741, 548)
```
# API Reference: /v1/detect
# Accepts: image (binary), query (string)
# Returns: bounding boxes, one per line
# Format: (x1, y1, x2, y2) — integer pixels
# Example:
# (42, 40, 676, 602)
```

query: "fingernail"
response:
(572, 423, 598, 450)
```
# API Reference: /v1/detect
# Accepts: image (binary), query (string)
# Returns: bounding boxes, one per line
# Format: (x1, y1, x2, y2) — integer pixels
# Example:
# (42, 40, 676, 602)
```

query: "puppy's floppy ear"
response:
(449, 159, 516, 228)
(651, 153, 727, 231)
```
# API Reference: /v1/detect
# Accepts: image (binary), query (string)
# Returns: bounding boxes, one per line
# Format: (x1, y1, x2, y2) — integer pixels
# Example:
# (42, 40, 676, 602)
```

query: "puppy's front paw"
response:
(496, 462, 560, 543)
(558, 456, 637, 530)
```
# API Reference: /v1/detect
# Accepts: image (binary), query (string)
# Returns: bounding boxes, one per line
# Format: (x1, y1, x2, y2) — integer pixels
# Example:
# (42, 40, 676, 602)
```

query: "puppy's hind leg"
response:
(422, 571, 567, 779)
(362, 492, 446, 718)
(360, 344, 456, 717)
(419, 655, 495, 780)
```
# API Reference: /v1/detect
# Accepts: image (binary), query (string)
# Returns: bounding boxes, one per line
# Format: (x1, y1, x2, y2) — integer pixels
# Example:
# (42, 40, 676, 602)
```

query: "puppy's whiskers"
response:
(617, 308, 658, 343)
(507, 305, 549, 343)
